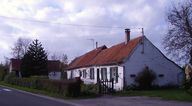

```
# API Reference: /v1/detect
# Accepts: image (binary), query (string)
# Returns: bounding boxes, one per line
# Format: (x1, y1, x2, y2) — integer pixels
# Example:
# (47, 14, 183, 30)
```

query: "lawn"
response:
(114, 89, 192, 102)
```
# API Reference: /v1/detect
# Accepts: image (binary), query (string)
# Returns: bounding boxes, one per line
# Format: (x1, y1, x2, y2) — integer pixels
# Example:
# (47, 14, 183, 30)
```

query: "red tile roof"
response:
(67, 36, 142, 70)
(67, 45, 107, 69)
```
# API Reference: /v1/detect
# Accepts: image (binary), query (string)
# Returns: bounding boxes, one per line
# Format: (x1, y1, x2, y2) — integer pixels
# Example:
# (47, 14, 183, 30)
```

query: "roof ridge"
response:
(108, 35, 143, 48)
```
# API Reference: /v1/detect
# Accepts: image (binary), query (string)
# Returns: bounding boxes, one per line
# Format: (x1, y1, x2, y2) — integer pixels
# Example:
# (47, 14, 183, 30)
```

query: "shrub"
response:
(187, 88, 192, 95)
(30, 76, 48, 79)
(81, 84, 98, 94)
(125, 84, 138, 90)
(5, 77, 81, 97)
(135, 67, 156, 89)
(4, 72, 16, 83)
(0, 69, 6, 81)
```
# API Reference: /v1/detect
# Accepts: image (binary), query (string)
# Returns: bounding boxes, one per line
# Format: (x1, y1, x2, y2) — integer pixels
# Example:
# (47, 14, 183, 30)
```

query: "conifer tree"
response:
(21, 39, 48, 77)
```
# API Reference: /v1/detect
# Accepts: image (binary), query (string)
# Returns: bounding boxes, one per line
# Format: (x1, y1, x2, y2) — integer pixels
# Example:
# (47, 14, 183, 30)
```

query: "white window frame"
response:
(90, 68, 94, 80)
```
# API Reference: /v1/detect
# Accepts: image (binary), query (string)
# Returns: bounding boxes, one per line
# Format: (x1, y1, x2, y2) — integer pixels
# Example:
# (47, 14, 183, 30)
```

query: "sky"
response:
(0, 0, 177, 64)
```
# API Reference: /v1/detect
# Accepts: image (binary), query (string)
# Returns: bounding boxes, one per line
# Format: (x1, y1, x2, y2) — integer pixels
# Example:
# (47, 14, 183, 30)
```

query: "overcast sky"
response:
(0, 0, 178, 64)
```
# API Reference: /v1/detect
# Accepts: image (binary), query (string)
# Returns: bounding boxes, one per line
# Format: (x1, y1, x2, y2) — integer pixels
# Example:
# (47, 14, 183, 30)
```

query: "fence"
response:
(98, 78, 114, 94)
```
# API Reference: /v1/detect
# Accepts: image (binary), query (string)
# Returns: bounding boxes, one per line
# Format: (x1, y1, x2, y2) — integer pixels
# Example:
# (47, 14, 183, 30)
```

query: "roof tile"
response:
(67, 36, 142, 69)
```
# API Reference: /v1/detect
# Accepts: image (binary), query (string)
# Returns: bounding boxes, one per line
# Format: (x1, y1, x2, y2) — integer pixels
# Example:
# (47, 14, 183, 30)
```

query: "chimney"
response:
(96, 42, 98, 49)
(125, 29, 130, 44)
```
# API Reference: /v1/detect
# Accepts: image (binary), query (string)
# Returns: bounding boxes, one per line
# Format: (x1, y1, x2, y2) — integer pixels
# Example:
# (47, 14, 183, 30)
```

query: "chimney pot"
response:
(96, 42, 98, 49)
(125, 29, 130, 44)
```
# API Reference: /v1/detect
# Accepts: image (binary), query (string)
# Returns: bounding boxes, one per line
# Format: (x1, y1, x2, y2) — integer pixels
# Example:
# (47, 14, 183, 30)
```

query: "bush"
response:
(81, 84, 98, 94)
(187, 88, 192, 95)
(5, 77, 81, 97)
(0, 69, 6, 81)
(30, 76, 48, 79)
(135, 67, 156, 89)
(4, 72, 16, 83)
(125, 84, 138, 90)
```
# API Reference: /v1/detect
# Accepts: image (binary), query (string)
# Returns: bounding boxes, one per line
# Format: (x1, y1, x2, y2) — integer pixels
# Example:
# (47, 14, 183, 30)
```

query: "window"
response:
(83, 69, 86, 78)
(158, 74, 164, 77)
(130, 74, 136, 78)
(110, 67, 118, 83)
(101, 68, 107, 80)
(90, 68, 94, 80)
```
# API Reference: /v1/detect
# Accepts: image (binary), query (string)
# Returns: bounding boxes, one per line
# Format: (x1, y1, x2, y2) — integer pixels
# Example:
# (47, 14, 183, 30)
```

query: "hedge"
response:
(0, 69, 6, 81)
(5, 75, 81, 97)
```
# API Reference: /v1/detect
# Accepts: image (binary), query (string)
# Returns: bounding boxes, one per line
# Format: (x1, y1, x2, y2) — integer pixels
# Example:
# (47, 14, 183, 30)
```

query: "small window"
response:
(101, 68, 107, 80)
(79, 70, 82, 77)
(130, 74, 136, 78)
(158, 74, 164, 77)
(90, 68, 94, 80)
(83, 69, 86, 78)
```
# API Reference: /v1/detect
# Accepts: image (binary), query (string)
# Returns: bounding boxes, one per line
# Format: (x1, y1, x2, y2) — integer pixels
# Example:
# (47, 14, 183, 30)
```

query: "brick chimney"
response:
(125, 29, 130, 44)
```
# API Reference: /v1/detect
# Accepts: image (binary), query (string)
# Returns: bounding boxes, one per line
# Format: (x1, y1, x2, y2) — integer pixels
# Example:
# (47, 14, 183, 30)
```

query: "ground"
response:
(0, 86, 72, 106)
(69, 96, 192, 106)
(1, 85, 192, 106)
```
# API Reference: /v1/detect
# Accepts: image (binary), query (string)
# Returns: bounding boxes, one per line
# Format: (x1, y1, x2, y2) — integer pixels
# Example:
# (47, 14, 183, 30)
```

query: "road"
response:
(0, 86, 74, 106)
(1, 85, 192, 106)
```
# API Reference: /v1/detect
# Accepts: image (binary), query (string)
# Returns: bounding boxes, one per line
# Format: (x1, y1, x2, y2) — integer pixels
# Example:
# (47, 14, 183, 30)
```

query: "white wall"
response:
(123, 37, 182, 86)
(48, 72, 61, 80)
(67, 65, 124, 90)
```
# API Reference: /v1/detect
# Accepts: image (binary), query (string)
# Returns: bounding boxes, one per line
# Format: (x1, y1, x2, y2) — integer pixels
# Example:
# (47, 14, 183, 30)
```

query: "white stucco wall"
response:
(123, 37, 182, 87)
(48, 71, 61, 80)
(67, 65, 124, 90)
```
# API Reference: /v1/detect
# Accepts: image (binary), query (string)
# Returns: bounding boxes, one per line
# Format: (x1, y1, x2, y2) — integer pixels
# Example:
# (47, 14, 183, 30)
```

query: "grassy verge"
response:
(0, 81, 98, 99)
(114, 89, 192, 102)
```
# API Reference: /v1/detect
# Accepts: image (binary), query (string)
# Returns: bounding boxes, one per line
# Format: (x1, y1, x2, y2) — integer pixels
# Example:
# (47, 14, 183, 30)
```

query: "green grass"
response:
(0, 81, 98, 99)
(114, 89, 192, 102)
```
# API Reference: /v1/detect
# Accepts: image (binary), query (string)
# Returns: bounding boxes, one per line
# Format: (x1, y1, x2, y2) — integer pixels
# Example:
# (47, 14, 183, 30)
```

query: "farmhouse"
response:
(9, 59, 61, 80)
(66, 29, 183, 90)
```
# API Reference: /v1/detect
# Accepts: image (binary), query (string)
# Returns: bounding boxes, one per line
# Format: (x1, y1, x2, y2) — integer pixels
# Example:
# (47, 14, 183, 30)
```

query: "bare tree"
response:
(11, 37, 31, 59)
(164, 0, 192, 64)
(50, 53, 68, 64)
(50, 54, 58, 60)
(50, 53, 68, 71)
(61, 54, 68, 65)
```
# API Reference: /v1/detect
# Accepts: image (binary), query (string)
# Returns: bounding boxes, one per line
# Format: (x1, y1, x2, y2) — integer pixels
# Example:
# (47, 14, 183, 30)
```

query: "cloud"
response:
(0, 0, 171, 63)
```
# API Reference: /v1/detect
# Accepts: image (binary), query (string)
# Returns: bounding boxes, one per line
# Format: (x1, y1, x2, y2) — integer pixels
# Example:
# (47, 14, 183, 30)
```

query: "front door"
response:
(97, 68, 100, 83)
